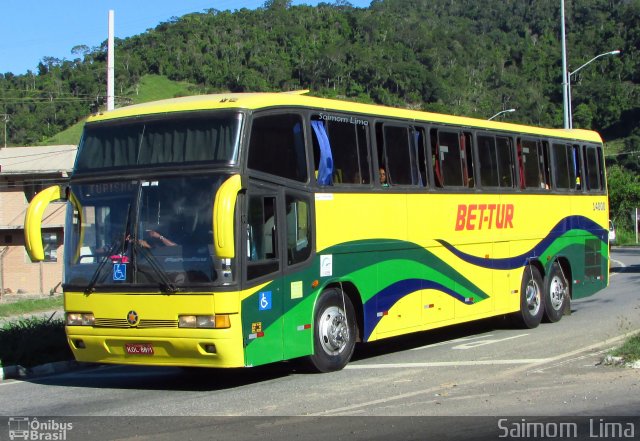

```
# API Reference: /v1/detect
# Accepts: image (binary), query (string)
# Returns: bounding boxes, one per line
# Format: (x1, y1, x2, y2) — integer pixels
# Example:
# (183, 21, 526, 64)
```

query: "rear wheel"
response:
(307, 288, 356, 373)
(514, 265, 544, 328)
(543, 262, 569, 323)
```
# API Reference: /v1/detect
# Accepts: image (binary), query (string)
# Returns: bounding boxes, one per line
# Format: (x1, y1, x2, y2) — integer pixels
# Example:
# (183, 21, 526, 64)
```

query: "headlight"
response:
(179, 315, 230, 329)
(66, 312, 95, 326)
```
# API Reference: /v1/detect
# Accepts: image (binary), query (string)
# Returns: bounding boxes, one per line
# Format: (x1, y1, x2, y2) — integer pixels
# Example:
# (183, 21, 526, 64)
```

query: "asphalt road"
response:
(1, 248, 639, 440)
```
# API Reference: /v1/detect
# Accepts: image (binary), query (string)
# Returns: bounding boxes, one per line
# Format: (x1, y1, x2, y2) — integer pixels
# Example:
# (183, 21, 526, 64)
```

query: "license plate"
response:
(125, 343, 154, 355)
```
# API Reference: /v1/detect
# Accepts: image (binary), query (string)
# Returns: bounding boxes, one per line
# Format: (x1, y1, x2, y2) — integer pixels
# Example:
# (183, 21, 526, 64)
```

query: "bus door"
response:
(243, 183, 284, 366)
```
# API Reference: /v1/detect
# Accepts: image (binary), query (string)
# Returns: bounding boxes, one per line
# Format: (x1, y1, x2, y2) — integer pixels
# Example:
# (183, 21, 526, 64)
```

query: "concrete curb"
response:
(1, 360, 82, 382)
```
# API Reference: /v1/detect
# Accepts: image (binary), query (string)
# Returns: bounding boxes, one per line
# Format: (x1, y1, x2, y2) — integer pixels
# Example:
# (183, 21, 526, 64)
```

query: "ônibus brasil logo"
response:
(7, 417, 73, 440)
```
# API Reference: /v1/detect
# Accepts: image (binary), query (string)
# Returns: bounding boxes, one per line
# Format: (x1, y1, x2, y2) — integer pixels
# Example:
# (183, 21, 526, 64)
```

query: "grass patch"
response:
(127, 74, 202, 104)
(42, 119, 85, 146)
(0, 296, 63, 318)
(609, 333, 640, 363)
(0, 316, 72, 368)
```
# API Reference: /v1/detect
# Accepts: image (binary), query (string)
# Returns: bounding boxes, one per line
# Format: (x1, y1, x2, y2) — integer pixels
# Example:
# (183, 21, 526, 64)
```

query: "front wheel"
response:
(307, 288, 356, 373)
(513, 264, 544, 329)
(543, 262, 569, 323)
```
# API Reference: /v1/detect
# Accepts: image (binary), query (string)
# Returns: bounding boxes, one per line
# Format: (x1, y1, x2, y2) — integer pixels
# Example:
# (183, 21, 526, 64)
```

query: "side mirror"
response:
(24, 185, 67, 261)
(213, 174, 243, 259)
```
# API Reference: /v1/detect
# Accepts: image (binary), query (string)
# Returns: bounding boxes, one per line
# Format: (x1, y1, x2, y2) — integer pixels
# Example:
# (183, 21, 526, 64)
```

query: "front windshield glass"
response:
(64, 175, 235, 291)
(75, 112, 243, 172)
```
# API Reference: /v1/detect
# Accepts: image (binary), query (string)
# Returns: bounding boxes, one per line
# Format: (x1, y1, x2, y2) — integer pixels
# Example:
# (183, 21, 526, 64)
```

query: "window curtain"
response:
(311, 120, 333, 185)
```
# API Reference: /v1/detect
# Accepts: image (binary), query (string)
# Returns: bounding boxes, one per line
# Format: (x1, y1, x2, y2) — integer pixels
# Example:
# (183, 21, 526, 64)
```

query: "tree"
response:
(607, 165, 640, 232)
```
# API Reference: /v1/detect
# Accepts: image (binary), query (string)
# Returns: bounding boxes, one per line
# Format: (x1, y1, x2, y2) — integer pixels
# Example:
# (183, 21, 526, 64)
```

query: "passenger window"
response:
(520, 139, 550, 190)
(552, 143, 572, 189)
(496, 136, 515, 188)
(286, 195, 311, 266)
(311, 115, 370, 185)
(431, 129, 470, 188)
(376, 124, 421, 186)
(583, 145, 604, 191)
(248, 114, 307, 182)
(478, 135, 499, 187)
(247, 195, 279, 280)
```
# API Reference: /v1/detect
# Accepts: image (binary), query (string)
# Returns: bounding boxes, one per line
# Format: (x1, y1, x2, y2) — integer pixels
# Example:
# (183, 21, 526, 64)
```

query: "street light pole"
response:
(488, 108, 516, 121)
(567, 50, 621, 129)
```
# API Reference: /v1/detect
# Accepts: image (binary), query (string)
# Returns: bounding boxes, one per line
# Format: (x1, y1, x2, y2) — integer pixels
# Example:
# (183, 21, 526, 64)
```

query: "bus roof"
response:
(87, 92, 603, 144)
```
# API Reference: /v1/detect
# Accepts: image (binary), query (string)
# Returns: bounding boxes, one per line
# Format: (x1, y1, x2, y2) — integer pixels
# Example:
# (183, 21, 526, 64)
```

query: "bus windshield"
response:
(75, 112, 243, 172)
(63, 174, 234, 291)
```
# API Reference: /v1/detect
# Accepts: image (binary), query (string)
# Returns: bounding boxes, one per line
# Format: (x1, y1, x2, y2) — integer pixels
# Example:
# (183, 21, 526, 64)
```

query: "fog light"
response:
(203, 344, 216, 354)
(74, 339, 86, 349)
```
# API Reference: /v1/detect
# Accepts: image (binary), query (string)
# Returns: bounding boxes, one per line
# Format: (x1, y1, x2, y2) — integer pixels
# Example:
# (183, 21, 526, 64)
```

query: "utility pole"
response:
(1, 113, 8, 148)
(107, 10, 115, 111)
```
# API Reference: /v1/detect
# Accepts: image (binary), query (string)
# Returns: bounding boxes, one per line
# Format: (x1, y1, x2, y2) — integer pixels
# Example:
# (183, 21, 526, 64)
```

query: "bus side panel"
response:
(240, 280, 285, 367)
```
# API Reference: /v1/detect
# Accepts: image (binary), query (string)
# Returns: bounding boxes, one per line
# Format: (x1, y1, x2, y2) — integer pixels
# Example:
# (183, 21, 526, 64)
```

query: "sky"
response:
(0, 0, 371, 75)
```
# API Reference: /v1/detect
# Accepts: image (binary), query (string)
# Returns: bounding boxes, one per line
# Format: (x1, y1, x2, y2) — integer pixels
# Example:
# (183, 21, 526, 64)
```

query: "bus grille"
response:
(93, 318, 178, 328)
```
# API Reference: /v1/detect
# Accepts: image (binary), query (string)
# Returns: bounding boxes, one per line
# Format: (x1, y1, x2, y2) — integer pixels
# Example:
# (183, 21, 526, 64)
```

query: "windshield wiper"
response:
(84, 238, 122, 294)
(132, 241, 178, 293)
(85, 203, 133, 294)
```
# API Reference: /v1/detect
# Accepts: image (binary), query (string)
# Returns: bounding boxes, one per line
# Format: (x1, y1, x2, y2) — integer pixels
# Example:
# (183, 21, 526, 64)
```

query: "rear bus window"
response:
(583, 145, 604, 191)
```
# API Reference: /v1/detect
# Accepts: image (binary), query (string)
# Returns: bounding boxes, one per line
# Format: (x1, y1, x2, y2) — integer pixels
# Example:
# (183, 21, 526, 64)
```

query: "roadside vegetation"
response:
(608, 333, 640, 365)
(0, 316, 71, 368)
(0, 296, 70, 369)
(0, 296, 63, 318)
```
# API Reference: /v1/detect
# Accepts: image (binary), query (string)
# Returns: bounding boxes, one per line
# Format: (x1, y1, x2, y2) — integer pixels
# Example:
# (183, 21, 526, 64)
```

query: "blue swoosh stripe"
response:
(436, 215, 606, 270)
(363, 278, 482, 341)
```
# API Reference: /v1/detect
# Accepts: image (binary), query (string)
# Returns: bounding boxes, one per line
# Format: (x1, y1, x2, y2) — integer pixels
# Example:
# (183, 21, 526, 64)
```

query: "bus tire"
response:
(514, 265, 544, 329)
(307, 288, 356, 373)
(543, 262, 568, 323)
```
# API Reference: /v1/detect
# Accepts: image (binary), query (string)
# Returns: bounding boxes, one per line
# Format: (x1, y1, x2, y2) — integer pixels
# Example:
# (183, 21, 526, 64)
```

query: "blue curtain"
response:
(311, 120, 333, 185)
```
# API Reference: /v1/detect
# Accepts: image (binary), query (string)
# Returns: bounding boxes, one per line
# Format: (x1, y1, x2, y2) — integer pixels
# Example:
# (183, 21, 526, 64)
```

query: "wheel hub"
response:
(526, 280, 541, 315)
(549, 276, 565, 311)
(318, 306, 349, 355)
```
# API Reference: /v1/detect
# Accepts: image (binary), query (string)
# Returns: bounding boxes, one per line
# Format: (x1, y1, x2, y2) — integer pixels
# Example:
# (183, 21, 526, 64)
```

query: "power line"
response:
(604, 150, 640, 158)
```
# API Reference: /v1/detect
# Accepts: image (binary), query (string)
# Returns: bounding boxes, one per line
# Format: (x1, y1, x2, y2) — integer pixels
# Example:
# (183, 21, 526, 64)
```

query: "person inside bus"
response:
(138, 228, 177, 248)
(379, 167, 389, 187)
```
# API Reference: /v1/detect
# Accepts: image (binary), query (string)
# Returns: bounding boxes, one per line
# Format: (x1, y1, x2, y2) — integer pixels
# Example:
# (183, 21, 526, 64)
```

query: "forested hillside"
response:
(0, 0, 638, 145)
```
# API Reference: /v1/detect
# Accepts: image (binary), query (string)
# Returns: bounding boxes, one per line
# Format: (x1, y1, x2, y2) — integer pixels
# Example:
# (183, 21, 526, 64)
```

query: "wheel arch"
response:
(527, 258, 546, 280)
(321, 281, 364, 343)
(553, 256, 573, 299)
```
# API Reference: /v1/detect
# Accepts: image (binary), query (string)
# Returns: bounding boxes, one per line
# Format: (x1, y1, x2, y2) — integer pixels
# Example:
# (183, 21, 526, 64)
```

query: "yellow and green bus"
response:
(24, 92, 609, 372)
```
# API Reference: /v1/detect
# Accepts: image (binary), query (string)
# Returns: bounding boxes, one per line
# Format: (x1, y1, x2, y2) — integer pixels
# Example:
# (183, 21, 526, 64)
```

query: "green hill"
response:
(42, 74, 202, 146)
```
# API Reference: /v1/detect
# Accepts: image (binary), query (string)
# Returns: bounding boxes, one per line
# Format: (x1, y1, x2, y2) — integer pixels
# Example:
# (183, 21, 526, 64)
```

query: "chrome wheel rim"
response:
(525, 278, 541, 316)
(318, 305, 349, 356)
(549, 275, 565, 311)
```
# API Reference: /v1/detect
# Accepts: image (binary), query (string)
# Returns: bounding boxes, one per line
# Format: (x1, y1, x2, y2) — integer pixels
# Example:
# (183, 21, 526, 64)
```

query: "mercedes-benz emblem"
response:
(127, 310, 139, 326)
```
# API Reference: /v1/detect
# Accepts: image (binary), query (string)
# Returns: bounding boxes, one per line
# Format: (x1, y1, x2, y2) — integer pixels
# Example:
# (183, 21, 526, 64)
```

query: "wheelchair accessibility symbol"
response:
(113, 263, 127, 281)
(258, 291, 272, 311)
